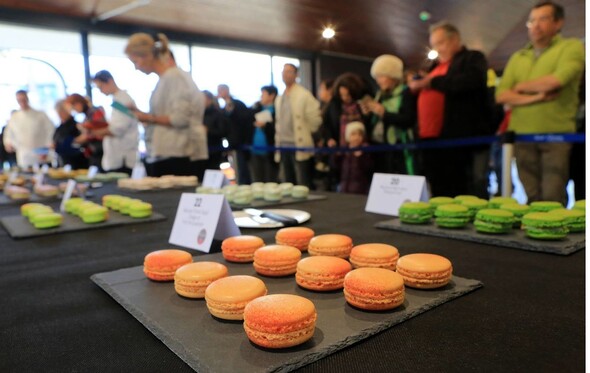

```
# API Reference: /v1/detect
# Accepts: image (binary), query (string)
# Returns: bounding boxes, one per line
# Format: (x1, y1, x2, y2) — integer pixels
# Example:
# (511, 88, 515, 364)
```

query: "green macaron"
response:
(488, 196, 518, 209)
(434, 204, 470, 228)
(473, 209, 514, 234)
(429, 196, 456, 208)
(398, 201, 433, 224)
(499, 203, 531, 228)
(521, 212, 568, 240)
(454, 195, 480, 203)
(573, 200, 585, 212)
(548, 208, 585, 233)
(529, 201, 563, 212)
(459, 198, 489, 221)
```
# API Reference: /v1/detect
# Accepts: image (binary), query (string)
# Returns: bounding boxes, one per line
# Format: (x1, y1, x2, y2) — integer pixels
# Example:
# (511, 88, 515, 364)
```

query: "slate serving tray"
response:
(91, 252, 482, 373)
(375, 218, 585, 255)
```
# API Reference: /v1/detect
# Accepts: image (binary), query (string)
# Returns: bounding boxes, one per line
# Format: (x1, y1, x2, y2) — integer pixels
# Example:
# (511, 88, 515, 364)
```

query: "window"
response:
(0, 23, 84, 126)
(192, 46, 275, 107)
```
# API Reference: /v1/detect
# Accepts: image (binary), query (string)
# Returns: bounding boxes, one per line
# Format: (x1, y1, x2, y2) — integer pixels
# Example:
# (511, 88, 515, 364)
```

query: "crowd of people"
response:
(0, 1, 584, 205)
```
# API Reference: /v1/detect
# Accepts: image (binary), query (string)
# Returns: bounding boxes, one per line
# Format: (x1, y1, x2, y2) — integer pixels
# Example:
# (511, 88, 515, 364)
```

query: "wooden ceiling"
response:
(0, 0, 585, 70)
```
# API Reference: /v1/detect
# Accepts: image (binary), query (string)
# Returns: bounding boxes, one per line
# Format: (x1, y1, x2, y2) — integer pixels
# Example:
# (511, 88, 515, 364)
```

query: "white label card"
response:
(365, 173, 429, 216)
(169, 193, 240, 253)
(59, 179, 77, 212)
(202, 169, 228, 188)
(33, 172, 44, 185)
(87, 165, 99, 179)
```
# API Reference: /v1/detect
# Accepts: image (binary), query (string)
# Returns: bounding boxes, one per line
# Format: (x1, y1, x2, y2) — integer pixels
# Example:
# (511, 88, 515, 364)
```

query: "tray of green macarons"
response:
(375, 196, 585, 256)
(0, 194, 167, 239)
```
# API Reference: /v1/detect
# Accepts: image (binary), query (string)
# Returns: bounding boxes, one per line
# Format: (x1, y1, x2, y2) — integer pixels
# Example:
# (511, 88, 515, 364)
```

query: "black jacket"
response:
(251, 102, 276, 146)
(203, 105, 229, 150)
(429, 47, 492, 138)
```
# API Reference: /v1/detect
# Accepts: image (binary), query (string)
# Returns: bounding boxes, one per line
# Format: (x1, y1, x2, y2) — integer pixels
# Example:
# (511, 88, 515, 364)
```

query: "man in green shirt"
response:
(496, 1, 584, 204)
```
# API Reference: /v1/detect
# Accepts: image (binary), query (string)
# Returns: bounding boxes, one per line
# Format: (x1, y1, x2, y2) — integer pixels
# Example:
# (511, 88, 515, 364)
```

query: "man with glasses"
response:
(496, 1, 584, 204)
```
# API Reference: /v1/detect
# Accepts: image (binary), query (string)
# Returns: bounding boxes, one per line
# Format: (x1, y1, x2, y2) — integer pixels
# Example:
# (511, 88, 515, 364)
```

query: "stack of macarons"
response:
(434, 204, 470, 229)
(101, 194, 153, 218)
(473, 209, 514, 234)
(398, 201, 433, 224)
(521, 212, 568, 240)
(141, 230, 457, 350)
(64, 199, 109, 224)
(33, 184, 59, 198)
(548, 208, 585, 233)
(458, 198, 489, 221)
(21, 202, 63, 229)
(499, 203, 530, 228)
(4, 185, 31, 200)
(529, 201, 563, 212)
(428, 196, 456, 211)
(195, 182, 310, 203)
(488, 196, 517, 209)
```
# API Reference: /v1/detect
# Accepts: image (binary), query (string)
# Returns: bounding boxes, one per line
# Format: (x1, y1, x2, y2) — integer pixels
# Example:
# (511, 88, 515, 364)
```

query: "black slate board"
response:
(375, 218, 585, 255)
(1, 211, 166, 239)
(230, 194, 327, 210)
(91, 252, 482, 373)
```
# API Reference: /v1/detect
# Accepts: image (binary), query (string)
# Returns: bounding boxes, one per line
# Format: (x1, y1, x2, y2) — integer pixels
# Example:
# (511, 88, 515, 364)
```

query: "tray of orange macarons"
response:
(91, 227, 483, 372)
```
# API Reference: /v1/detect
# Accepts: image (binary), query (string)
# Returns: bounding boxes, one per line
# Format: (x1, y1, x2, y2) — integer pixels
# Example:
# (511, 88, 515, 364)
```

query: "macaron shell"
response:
(221, 235, 265, 263)
(307, 234, 353, 258)
(205, 275, 267, 320)
(143, 249, 193, 281)
(253, 245, 302, 277)
(349, 243, 400, 270)
(344, 268, 405, 311)
(243, 294, 316, 348)
(174, 262, 228, 298)
(396, 253, 453, 289)
(296, 256, 352, 291)
(275, 227, 315, 252)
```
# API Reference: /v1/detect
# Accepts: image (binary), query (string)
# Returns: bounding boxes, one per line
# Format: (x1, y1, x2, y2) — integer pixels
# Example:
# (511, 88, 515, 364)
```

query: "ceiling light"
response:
(427, 50, 438, 60)
(322, 27, 335, 39)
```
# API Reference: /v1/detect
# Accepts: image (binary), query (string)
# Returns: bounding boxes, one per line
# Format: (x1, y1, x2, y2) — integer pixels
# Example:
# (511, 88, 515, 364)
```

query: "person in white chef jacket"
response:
(3, 90, 55, 169)
(90, 70, 139, 175)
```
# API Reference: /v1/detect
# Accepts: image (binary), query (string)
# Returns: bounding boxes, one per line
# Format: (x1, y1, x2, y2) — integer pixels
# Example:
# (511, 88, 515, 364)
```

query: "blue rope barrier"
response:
(208, 133, 585, 154)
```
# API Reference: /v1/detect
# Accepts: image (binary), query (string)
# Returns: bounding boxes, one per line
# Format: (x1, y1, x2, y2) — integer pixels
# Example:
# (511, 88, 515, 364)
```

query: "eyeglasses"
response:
(526, 15, 554, 28)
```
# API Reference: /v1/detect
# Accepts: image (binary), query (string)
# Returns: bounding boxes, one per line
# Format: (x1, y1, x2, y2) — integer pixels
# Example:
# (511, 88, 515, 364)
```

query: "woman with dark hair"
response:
(52, 99, 88, 169)
(65, 93, 107, 169)
(321, 72, 372, 191)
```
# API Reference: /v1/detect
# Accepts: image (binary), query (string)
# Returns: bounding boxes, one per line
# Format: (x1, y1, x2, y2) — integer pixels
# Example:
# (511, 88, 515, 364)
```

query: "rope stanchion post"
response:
(501, 131, 515, 197)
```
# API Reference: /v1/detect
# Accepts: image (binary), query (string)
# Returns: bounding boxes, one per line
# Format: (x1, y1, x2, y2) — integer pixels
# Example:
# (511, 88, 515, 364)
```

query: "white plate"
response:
(233, 209, 311, 228)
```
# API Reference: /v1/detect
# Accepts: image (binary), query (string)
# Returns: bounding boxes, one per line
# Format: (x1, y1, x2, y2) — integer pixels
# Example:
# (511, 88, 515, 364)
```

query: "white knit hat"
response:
(345, 121, 366, 142)
(370, 54, 403, 80)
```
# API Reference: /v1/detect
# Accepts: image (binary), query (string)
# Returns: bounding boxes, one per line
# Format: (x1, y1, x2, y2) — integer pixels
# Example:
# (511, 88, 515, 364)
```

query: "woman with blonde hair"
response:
(124, 32, 207, 177)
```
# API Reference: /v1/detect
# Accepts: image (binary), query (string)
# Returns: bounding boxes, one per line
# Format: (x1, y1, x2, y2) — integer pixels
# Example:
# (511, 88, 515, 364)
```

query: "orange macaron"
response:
(296, 256, 352, 291)
(307, 234, 353, 258)
(396, 253, 453, 289)
(349, 243, 400, 270)
(275, 226, 315, 252)
(221, 235, 265, 263)
(205, 275, 267, 320)
(253, 245, 302, 277)
(174, 261, 228, 298)
(344, 267, 405, 311)
(243, 294, 317, 349)
(143, 249, 193, 281)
